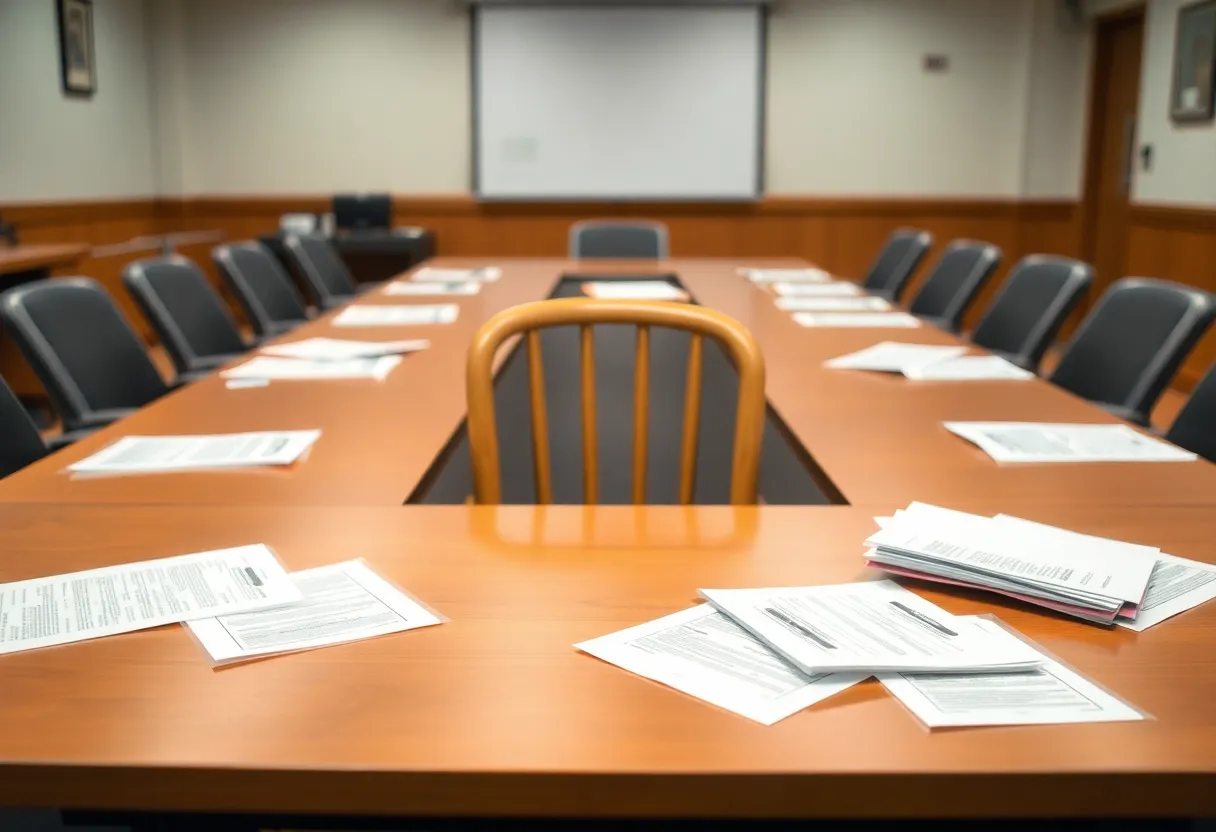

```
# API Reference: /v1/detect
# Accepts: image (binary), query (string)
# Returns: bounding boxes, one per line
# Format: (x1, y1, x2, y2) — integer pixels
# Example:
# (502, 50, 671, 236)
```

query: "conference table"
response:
(1, 258, 1215, 825)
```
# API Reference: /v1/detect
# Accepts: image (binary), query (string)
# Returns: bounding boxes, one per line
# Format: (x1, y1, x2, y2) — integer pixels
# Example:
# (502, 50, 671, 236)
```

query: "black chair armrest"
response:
(1099, 402, 1151, 427)
(45, 427, 99, 450)
(66, 408, 139, 432)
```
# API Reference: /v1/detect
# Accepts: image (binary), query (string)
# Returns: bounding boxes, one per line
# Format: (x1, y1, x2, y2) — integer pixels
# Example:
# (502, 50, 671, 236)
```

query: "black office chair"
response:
(213, 242, 311, 338)
(0, 375, 50, 478)
(0, 278, 170, 433)
(861, 228, 933, 301)
(124, 256, 251, 378)
(1048, 278, 1216, 426)
(569, 220, 669, 259)
(283, 234, 361, 310)
(1166, 362, 1216, 464)
(906, 240, 1002, 332)
(967, 256, 1093, 373)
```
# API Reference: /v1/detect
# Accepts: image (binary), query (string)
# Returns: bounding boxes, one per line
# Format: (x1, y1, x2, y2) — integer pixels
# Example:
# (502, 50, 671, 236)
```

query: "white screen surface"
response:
(474, 5, 763, 200)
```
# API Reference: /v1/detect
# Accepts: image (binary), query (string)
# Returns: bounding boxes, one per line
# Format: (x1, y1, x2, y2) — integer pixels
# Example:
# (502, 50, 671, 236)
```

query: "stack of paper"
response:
(776, 296, 891, 312)
(944, 421, 1198, 463)
(410, 266, 501, 283)
(582, 281, 688, 301)
(793, 312, 921, 328)
(68, 430, 322, 474)
(333, 304, 459, 327)
(866, 503, 1160, 623)
(222, 355, 401, 382)
(383, 281, 481, 296)
(773, 282, 862, 297)
(261, 337, 429, 361)
(826, 342, 1034, 380)
(741, 267, 832, 283)
(698, 580, 1044, 674)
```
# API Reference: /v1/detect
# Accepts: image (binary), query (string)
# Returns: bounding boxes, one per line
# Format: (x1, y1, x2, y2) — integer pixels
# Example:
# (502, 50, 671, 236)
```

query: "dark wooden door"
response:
(1084, 11, 1146, 301)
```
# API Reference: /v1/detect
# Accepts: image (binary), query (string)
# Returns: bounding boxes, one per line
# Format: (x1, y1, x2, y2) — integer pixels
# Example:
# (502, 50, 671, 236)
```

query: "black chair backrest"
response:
(0, 278, 168, 432)
(969, 255, 1093, 372)
(569, 221, 669, 259)
(333, 193, 392, 230)
(1049, 278, 1216, 425)
(284, 235, 358, 305)
(861, 228, 933, 301)
(213, 242, 310, 336)
(123, 256, 247, 375)
(907, 240, 1002, 331)
(1167, 362, 1216, 464)
(0, 375, 47, 479)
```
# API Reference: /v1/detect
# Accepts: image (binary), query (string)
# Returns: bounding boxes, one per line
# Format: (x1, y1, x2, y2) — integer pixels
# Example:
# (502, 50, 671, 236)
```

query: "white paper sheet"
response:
(186, 560, 444, 664)
(741, 267, 832, 283)
(67, 430, 322, 474)
(943, 422, 1198, 463)
(792, 312, 921, 328)
(332, 304, 459, 327)
(383, 281, 481, 296)
(825, 342, 966, 373)
(903, 355, 1034, 381)
(699, 580, 1043, 675)
(776, 296, 891, 312)
(410, 266, 501, 283)
(261, 337, 430, 361)
(225, 378, 270, 390)
(222, 355, 402, 382)
(0, 544, 300, 655)
(878, 618, 1145, 728)
(582, 281, 687, 301)
(576, 604, 866, 725)
(773, 282, 862, 297)
(1116, 554, 1216, 631)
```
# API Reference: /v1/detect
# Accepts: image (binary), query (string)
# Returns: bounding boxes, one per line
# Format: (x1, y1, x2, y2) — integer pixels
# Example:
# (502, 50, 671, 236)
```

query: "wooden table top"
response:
(0, 243, 89, 275)
(1, 257, 1213, 507)
(1, 503, 1214, 819)
(2, 258, 1215, 820)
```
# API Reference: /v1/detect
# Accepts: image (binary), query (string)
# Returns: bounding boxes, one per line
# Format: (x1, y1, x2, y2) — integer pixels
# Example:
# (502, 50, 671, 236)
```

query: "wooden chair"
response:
(466, 298, 766, 505)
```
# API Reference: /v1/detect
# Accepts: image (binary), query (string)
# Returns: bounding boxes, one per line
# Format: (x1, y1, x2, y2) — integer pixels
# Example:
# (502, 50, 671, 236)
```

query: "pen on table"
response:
(764, 607, 836, 649)
(889, 601, 958, 636)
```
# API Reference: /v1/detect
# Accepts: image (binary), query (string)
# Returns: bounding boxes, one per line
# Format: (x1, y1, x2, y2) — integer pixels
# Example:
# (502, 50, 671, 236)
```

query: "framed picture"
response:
(1170, 0, 1216, 123)
(56, 0, 96, 96)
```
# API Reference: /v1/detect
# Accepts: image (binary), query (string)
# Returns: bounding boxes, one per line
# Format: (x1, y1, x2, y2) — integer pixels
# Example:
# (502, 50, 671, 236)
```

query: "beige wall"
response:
(1134, 0, 1216, 207)
(0, 0, 157, 202)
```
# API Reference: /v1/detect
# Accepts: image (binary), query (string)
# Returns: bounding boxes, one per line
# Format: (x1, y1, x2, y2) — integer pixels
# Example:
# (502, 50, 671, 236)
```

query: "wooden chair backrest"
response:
(466, 298, 766, 505)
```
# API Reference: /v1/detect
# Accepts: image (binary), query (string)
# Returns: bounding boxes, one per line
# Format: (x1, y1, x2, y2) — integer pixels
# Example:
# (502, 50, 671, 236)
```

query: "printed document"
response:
(741, 267, 832, 283)
(773, 282, 862, 297)
(903, 355, 1034, 381)
(776, 296, 891, 312)
(383, 281, 481, 296)
(582, 281, 688, 301)
(866, 505, 1157, 618)
(576, 604, 866, 725)
(878, 617, 1145, 728)
(1117, 554, 1216, 631)
(186, 560, 444, 665)
(793, 312, 921, 328)
(944, 422, 1197, 463)
(699, 580, 1043, 675)
(333, 304, 459, 327)
(0, 544, 300, 655)
(222, 355, 401, 382)
(68, 430, 321, 474)
(411, 266, 501, 283)
(826, 342, 966, 373)
(261, 337, 430, 361)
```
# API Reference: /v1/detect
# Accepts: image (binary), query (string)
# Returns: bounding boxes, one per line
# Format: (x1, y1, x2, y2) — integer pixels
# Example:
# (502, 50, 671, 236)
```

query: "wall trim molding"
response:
(1130, 203, 1216, 232)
